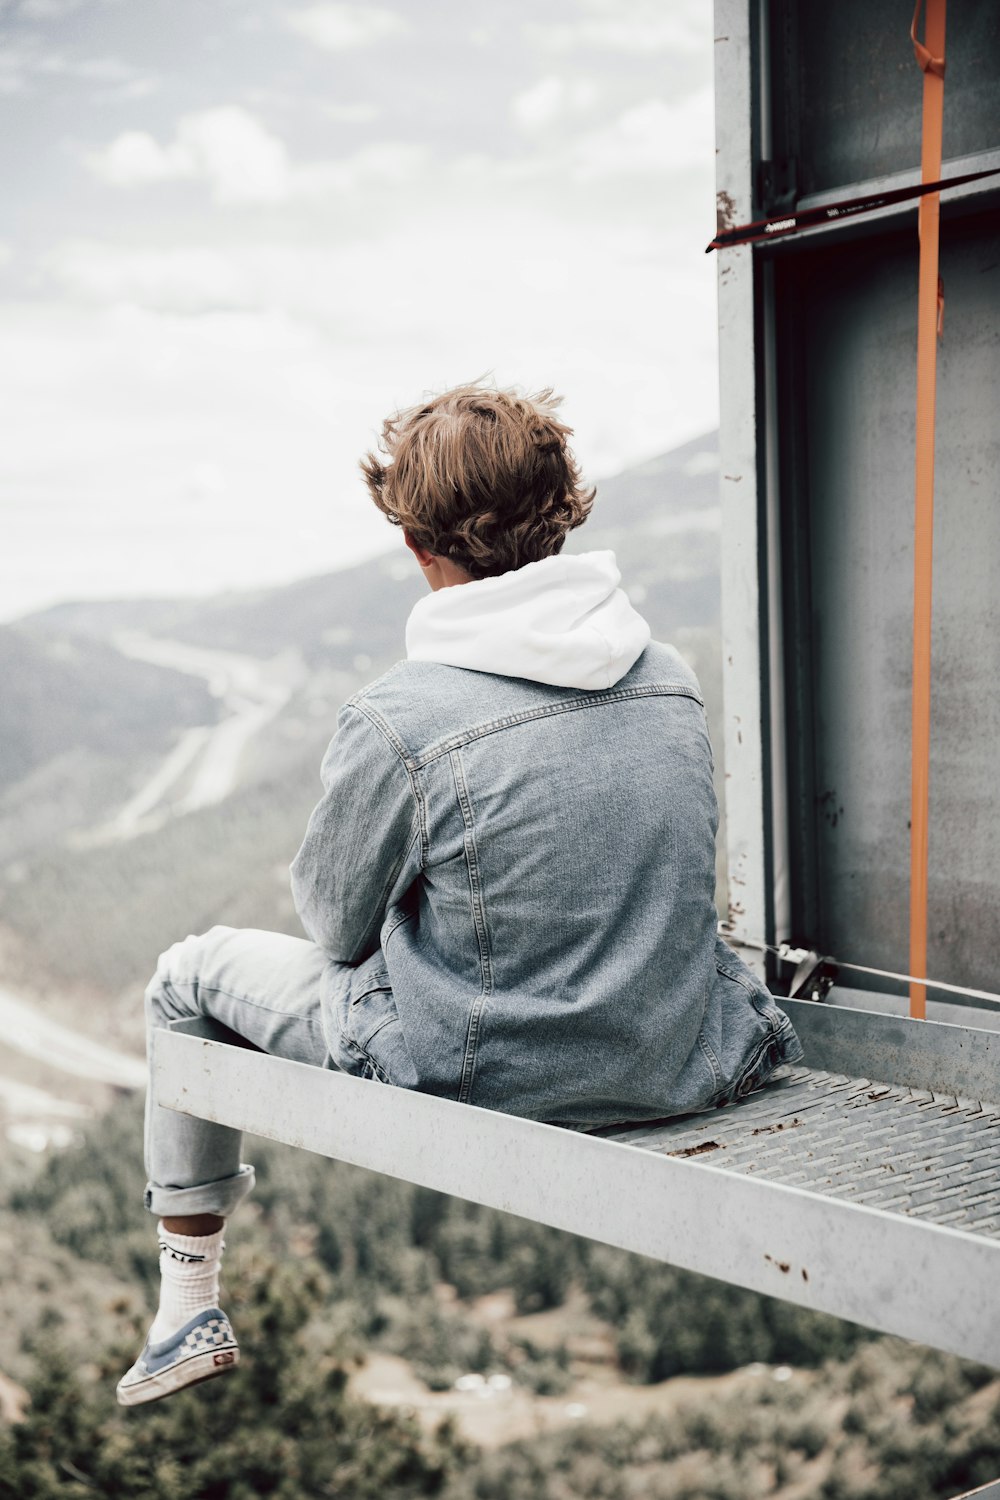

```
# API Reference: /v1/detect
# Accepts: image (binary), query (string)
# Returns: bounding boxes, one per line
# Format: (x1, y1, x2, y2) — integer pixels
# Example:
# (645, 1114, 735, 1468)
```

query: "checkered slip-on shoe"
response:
(116, 1307, 239, 1407)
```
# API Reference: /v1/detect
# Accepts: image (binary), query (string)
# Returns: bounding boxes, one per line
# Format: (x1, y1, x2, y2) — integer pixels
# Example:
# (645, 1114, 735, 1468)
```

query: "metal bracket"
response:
(788, 949, 839, 1001)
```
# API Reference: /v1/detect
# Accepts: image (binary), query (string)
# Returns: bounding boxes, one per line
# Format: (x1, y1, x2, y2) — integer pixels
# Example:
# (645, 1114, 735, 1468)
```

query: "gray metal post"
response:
(715, 0, 768, 972)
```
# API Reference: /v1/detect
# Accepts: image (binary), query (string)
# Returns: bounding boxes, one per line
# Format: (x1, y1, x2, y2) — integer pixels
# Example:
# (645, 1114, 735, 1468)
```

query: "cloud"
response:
(285, 3, 408, 51)
(45, 242, 259, 313)
(91, 75, 159, 104)
(572, 92, 714, 179)
(45, 225, 448, 321)
(86, 106, 424, 204)
(320, 101, 380, 124)
(0, 299, 379, 621)
(0, 42, 147, 95)
(2, 0, 720, 622)
(511, 75, 600, 132)
(87, 106, 292, 202)
(7, 186, 720, 618)
(19, 0, 89, 17)
(527, 0, 707, 55)
(326, 139, 425, 190)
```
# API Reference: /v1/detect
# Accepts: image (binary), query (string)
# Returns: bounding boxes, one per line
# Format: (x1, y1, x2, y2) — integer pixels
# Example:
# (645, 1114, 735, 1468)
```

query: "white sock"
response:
(148, 1222, 226, 1344)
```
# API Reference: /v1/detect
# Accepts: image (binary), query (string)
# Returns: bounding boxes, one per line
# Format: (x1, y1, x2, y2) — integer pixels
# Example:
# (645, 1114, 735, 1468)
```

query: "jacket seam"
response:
(347, 660, 409, 706)
(343, 822, 421, 965)
(715, 958, 780, 1028)
(714, 958, 755, 994)
(409, 683, 705, 770)
(734, 1032, 781, 1099)
(351, 968, 391, 1003)
(350, 700, 428, 869)
(450, 748, 493, 1103)
(697, 1027, 724, 1091)
(381, 908, 412, 947)
(358, 1011, 396, 1049)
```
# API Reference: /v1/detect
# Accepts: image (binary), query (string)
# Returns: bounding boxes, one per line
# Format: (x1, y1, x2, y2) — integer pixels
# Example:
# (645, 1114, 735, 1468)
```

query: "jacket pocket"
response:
(346, 960, 420, 1089)
(347, 958, 395, 1051)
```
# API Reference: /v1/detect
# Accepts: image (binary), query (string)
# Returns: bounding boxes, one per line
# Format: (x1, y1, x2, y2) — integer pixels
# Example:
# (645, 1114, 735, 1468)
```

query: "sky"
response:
(0, 0, 719, 621)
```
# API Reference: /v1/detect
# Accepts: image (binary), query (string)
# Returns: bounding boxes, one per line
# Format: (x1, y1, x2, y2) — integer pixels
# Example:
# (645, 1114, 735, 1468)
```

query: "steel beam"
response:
(715, 0, 769, 970)
(759, 148, 1000, 256)
(783, 998, 1000, 1101)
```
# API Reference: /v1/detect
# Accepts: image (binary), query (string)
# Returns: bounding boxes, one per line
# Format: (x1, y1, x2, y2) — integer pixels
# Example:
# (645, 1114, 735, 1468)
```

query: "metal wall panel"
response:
(774, 209, 1000, 994)
(768, 0, 1000, 197)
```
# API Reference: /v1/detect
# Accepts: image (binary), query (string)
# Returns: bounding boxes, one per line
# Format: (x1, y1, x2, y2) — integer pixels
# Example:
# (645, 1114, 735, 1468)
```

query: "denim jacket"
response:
(291, 646, 801, 1125)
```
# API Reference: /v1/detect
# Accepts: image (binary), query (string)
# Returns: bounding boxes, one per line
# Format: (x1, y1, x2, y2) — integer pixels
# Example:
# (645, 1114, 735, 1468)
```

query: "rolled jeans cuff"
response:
(144, 1163, 256, 1219)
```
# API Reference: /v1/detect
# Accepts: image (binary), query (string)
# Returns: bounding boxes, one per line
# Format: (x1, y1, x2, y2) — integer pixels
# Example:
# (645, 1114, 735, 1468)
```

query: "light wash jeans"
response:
(144, 925, 342, 1219)
(143, 926, 799, 1219)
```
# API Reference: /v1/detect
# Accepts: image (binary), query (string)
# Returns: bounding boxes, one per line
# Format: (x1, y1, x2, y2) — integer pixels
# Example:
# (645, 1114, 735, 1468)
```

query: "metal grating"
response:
(600, 1067, 1000, 1238)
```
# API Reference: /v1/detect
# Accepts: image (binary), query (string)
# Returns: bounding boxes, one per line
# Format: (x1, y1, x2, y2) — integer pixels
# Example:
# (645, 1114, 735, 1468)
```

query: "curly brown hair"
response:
(360, 383, 595, 579)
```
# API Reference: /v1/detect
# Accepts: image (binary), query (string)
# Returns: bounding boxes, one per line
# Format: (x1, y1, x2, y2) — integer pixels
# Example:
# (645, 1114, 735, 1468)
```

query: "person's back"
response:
(119, 381, 801, 1408)
(293, 578, 798, 1124)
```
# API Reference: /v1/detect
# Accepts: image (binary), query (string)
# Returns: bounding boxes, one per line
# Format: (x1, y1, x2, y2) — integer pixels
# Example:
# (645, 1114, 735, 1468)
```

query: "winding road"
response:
(0, 984, 146, 1089)
(101, 632, 300, 840)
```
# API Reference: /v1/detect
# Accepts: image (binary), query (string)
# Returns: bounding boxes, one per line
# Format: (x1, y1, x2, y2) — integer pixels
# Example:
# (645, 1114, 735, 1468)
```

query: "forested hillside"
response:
(3, 1096, 999, 1500)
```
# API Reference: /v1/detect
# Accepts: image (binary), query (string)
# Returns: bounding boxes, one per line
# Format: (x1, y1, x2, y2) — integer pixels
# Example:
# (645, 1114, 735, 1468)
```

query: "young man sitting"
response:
(118, 383, 802, 1406)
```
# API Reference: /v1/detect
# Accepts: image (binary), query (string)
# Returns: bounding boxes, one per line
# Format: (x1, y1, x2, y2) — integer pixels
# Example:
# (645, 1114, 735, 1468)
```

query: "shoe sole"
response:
(116, 1344, 239, 1407)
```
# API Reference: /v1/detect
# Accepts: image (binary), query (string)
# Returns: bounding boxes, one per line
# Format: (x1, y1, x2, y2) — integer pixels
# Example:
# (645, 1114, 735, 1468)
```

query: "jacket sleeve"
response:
(290, 703, 421, 965)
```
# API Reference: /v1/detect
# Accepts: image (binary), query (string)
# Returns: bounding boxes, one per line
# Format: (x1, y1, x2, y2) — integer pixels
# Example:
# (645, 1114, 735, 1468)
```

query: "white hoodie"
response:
(405, 550, 651, 692)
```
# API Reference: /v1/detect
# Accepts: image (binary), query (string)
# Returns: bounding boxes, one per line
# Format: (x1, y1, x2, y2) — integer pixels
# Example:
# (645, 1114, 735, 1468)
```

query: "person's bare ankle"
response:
(161, 1213, 225, 1235)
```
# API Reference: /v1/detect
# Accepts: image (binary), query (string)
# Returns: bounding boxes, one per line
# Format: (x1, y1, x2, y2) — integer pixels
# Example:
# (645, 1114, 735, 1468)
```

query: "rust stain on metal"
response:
(716, 189, 737, 235)
(669, 1139, 724, 1159)
(765, 1254, 791, 1274)
(801, 1268, 809, 1282)
(751, 1117, 802, 1137)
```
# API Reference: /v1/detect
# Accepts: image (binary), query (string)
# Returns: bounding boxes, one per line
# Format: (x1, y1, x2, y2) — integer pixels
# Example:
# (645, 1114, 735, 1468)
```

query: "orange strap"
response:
(911, 0, 946, 78)
(909, 0, 946, 1020)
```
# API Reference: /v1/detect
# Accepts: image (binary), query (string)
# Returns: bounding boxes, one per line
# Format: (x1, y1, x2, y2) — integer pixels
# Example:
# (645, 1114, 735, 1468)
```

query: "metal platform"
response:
(597, 1065, 1000, 1238)
(154, 996, 1000, 1369)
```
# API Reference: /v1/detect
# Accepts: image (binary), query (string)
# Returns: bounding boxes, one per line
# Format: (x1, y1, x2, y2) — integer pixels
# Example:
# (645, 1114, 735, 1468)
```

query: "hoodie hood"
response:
(405, 550, 651, 691)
